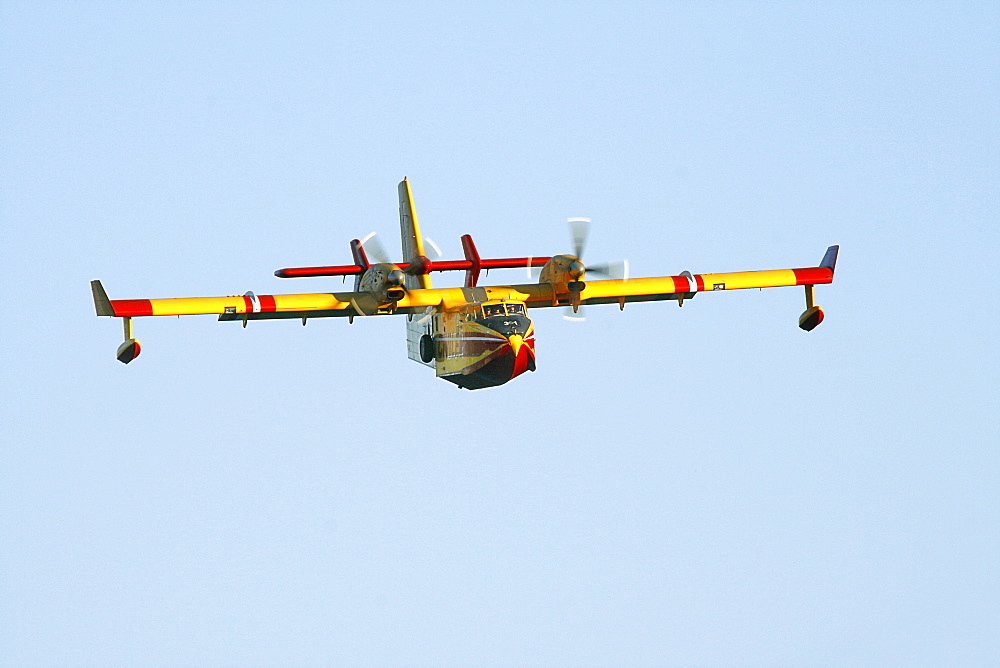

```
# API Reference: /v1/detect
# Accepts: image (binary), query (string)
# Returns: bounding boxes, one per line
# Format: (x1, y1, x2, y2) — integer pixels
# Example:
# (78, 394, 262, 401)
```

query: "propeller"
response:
(359, 231, 391, 264)
(349, 293, 380, 318)
(348, 232, 404, 320)
(351, 232, 442, 321)
(587, 259, 629, 280)
(412, 304, 435, 326)
(569, 217, 589, 260)
(565, 218, 628, 278)
(360, 231, 443, 268)
(561, 218, 628, 321)
(423, 237, 443, 259)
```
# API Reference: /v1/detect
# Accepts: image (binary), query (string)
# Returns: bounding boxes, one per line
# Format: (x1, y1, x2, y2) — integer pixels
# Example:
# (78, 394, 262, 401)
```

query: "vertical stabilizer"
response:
(91, 280, 114, 316)
(398, 178, 432, 289)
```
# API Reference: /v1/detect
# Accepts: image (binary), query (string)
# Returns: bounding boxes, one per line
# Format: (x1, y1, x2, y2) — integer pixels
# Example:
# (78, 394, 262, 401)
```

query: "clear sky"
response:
(2, 2, 997, 665)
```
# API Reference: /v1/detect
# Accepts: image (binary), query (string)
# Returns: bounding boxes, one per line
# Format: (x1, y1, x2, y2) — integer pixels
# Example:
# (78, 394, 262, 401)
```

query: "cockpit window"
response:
(482, 303, 526, 317)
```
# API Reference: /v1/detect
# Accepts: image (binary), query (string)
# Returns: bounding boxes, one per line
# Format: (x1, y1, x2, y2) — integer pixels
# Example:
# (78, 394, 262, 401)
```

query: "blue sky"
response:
(2, 2, 997, 665)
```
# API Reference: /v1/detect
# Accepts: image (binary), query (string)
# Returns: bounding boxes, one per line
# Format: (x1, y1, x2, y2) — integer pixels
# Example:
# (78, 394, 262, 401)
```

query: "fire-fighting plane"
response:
(91, 178, 839, 390)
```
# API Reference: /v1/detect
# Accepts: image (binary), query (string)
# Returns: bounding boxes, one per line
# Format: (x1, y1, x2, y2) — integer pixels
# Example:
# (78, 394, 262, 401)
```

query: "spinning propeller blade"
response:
(359, 231, 391, 264)
(568, 217, 590, 259)
(561, 218, 628, 321)
(586, 260, 629, 280)
(423, 237, 443, 259)
(362, 231, 441, 271)
(350, 293, 380, 317)
(414, 305, 435, 326)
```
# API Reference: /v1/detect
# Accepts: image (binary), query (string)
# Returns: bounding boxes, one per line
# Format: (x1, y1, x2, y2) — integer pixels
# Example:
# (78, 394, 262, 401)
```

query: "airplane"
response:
(91, 178, 839, 390)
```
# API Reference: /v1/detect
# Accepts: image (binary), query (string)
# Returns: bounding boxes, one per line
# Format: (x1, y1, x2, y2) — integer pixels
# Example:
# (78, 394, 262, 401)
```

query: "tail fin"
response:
(91, 280, 114, 316)
(398, 178, 432, 289)
(820, 245, 839, 272)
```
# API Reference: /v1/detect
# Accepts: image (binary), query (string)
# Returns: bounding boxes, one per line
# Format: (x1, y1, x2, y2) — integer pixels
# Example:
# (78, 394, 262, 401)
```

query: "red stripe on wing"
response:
(110, 299, 153, 317)
(793, 267, 834, 285)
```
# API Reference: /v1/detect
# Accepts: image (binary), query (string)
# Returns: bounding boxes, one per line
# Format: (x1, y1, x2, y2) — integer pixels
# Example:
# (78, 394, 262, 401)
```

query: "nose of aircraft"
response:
(507, 334, 524, 356)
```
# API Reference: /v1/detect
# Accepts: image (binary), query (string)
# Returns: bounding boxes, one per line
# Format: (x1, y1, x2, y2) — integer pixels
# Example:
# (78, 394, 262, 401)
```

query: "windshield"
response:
(482, 303, 525, 317)
(476, 302, 530, 336)
(483, 304, 506, 317)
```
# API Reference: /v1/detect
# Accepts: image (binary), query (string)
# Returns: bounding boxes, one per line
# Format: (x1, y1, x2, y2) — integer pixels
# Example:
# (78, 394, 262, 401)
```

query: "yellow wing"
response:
(92, 281, 359, 320)
(92, 246, 837, 319)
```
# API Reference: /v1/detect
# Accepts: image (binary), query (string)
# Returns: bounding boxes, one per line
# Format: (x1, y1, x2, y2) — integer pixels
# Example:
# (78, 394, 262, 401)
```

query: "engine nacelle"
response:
(538, 254, 585, 291)
(357, 263, 407, 303)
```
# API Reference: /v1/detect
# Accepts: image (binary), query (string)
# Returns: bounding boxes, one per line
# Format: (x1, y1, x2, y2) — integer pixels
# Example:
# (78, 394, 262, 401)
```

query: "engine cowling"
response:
(538, 254, 585, 294)
(357, 263, 407, 304)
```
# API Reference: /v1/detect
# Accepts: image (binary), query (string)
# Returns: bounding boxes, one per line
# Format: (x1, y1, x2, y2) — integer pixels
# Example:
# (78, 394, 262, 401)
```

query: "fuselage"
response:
(432, 300, 536, 389)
